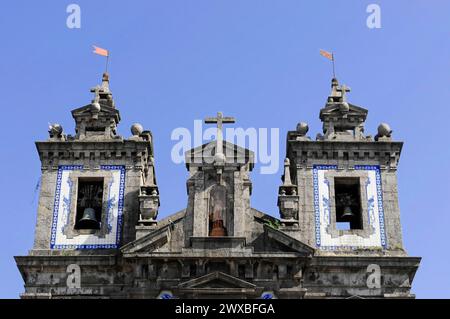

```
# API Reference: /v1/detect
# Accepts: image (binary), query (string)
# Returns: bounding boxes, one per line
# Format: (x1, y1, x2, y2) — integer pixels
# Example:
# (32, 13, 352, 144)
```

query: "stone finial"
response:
(339, 101, 350, 112)
(138, 185, 160, 226)
(204, 112, 235, 167)
(48, 123, 66, 141)
(278, 157, 299, 224)
(283, 158, 292, 186)
(378, 123, 392, 136)
(48, 123, 62, 136)
(214, 152, 227, 166)
(128, 123, 145, 141)
(296, 122, 309, 136)
(326, 78, 351, 106)
(331, 77, 338, 87)
(71, 74, 121, 141)
(131, 123, 144, 136)
(375, 123, 393, 141)
(336, 84, 350, 113)
(294, 122, 311, 141)
(90, 101, 101, 112)
(337, 84, 351, 102)
(101, 72, 110, 92)
(320, 78, 368, 141)
(89, 73, 115, 108)
(89, 86, 102, 119)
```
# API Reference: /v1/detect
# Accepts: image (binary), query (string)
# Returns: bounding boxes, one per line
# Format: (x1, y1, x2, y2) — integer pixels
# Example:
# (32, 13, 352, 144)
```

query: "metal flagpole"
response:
(105, 54, 109, 73)
(332, 52, 336, 78)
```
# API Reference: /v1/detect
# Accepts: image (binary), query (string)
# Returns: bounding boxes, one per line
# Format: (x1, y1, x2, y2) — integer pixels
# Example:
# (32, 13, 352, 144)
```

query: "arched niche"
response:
(208, 184, 228, 237)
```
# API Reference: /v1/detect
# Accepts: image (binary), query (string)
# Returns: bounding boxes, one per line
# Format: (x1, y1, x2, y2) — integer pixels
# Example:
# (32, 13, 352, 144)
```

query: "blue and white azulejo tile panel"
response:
(50, 165, 125, 249)
(313, 165, 387, 250)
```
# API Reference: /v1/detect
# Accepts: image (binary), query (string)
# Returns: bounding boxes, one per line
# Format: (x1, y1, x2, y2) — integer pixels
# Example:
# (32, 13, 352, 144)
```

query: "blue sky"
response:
(0, 0, 449, 298)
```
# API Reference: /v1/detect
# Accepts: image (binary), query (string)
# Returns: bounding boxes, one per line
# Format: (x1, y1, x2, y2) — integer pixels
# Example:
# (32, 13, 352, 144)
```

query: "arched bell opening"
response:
(74, 177, 104, 230)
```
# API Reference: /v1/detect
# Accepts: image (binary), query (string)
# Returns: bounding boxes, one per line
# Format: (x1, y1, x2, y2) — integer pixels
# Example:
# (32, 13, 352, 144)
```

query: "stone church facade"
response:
(15, 73, 420, 299)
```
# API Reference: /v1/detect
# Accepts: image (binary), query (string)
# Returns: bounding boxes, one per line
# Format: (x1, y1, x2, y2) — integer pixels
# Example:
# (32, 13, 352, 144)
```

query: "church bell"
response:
(77, 207, 100, 229)
(340, 206, 354, 220)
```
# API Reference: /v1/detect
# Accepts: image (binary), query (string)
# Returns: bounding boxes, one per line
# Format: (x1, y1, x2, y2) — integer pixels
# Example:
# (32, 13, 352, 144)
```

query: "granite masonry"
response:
(15, 74, 420, 298)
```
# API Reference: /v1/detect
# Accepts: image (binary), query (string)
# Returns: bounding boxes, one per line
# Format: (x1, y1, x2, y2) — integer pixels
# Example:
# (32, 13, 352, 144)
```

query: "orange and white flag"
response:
(93, 45, 109, 57)
(320, 49, 333, 61)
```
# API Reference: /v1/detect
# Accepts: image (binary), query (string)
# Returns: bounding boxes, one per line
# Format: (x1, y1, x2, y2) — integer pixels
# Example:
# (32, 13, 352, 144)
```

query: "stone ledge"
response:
(190, 236, 247, 250)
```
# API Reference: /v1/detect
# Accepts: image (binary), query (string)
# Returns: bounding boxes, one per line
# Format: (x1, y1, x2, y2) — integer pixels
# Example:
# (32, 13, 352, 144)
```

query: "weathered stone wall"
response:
(32, 140, 154, 251)
(286, 139, 406, 253)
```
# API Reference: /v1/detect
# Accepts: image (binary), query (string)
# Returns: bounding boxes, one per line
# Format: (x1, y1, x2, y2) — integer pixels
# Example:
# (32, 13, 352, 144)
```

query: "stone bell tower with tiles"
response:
(31, 73, 159, 250)
(15, 73, 161, 298)
(280, 78, 404, 251)
(277, 77, 420, 297)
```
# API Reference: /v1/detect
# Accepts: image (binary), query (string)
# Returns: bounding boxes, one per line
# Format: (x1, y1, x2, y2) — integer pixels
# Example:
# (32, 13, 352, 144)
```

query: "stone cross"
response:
(204, 112, 235, 157)
(90, 85, 101, 103)
(336, 84, 351, 102)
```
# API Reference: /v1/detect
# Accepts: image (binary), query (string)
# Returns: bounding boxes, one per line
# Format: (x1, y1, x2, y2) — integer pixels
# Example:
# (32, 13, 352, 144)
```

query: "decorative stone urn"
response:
(138, 185, 160, 225)
(278, 185, 299, 222)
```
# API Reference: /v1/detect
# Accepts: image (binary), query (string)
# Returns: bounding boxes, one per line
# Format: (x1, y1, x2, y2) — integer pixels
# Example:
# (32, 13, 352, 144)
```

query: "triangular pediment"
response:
(121, 226, 170, 254)
(121, 211, 185, 254)
(178, 271, 256, 289)
(320, 103, 368, 118)
(260, 223, 315, 255)
(185, 140, 254, 167)
(71, 103, 120, 119)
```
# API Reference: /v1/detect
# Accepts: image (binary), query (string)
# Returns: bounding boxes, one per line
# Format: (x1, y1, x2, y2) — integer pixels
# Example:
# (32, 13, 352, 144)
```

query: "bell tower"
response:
(31, 73, 159, 251)
(16, 73, 420, 299)
(279, 78, 406, 253)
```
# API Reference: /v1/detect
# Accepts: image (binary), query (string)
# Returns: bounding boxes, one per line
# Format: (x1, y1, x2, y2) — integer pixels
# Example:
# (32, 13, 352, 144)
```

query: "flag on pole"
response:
(93, 45, 109, 57)
(319, 49, 333, 61)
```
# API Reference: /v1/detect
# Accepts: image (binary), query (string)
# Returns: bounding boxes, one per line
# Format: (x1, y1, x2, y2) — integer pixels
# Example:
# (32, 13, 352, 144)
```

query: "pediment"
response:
(121, 211, 185, 255)
(71, 103, 120, 118)
(320, 103, 368, 118)
(178, 271, 256, 289)
(262, 224, 315, 255)
(120, 227, 170, 254)
(185, 140, 254, 167)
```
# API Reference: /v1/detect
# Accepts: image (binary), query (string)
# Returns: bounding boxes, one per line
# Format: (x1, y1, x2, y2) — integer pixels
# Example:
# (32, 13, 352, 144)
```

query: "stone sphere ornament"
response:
(131, 123, 144, 136)
(49, 123, 63, 136)
(214, 152, 226, 165)
(90, 101, 101, 112)
(296, 122, 309, 136)
(340, 102, 350, 112)
(377, 123, 392, 137)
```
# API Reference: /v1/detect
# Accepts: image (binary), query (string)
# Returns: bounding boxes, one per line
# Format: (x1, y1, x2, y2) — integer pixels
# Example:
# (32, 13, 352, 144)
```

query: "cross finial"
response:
(336, 84, 351, 102)
(204, 112, 235, 161)
(90, 85, 101, 103)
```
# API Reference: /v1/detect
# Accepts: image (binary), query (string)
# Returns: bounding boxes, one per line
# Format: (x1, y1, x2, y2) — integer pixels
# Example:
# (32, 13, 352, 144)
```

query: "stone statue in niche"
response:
(208, 185, 227, 237)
